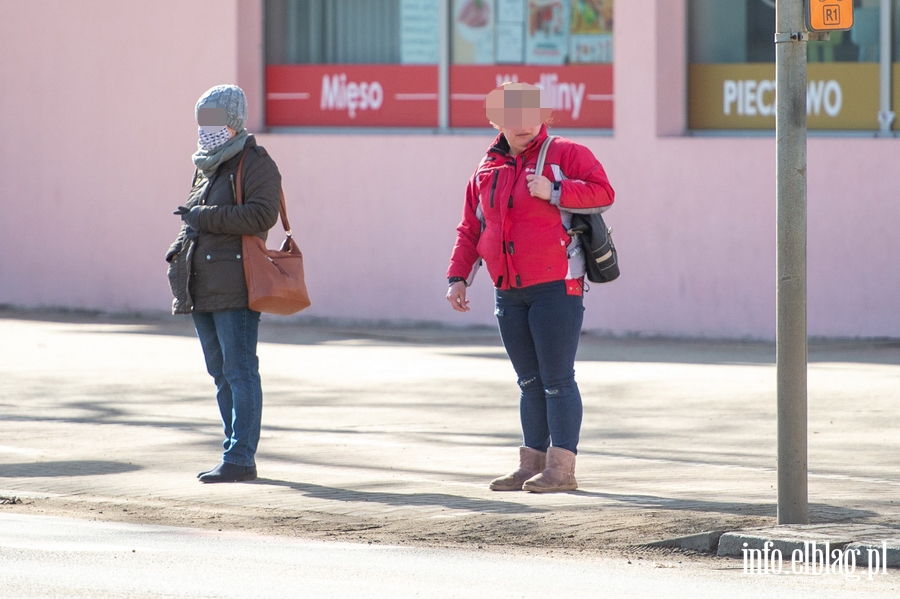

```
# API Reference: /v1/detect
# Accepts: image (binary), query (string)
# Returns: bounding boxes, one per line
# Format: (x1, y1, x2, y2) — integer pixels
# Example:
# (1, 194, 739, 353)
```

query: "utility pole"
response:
(775, 0, 809, 525)
(878, 0, 895, 134)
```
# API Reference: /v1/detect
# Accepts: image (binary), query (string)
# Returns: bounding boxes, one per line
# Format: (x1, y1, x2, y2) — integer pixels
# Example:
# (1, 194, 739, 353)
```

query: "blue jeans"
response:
(192, 309, 262, 467)
(495, 280, 584, 454)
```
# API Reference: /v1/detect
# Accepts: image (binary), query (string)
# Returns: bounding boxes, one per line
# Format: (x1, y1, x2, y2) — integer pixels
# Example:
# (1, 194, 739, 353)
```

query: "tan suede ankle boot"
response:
(522, 446, 577, 492)
(489, 446, 547, 491)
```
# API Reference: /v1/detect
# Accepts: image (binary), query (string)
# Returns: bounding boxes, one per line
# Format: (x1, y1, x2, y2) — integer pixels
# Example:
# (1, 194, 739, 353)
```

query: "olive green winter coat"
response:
(166, 136, 282, 314)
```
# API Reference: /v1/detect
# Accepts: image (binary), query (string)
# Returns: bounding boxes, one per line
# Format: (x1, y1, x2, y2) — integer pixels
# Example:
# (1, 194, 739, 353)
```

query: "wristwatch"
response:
(448, 276, 466, 286)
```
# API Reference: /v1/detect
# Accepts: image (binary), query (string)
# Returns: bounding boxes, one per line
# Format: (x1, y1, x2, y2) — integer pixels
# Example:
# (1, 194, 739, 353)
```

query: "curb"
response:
(646, 531, 725, 553)
(647, 525, 900, 569)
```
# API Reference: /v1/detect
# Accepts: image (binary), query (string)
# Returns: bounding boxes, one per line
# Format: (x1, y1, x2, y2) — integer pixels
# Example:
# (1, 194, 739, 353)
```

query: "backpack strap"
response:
(534, 135, 557, 178)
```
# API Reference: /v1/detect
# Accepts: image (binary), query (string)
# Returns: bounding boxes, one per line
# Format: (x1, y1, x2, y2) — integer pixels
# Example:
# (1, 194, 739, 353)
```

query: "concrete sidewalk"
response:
(1, 308, 900, 558)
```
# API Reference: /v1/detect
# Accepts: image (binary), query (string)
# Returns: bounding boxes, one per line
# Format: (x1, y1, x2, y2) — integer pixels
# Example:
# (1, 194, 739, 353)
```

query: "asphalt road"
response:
(1, 514, 899, 599)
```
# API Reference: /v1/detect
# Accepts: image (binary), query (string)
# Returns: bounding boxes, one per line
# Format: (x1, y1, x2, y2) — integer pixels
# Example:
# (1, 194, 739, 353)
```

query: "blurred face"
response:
(484, 83, 552, 156)
(196, 106, 235, 150)
(500, 124, 542, 155)
(197, 107, 228, 132)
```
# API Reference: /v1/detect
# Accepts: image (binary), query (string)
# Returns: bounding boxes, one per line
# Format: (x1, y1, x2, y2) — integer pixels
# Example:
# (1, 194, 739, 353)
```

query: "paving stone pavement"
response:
(1, 309, 900, 554)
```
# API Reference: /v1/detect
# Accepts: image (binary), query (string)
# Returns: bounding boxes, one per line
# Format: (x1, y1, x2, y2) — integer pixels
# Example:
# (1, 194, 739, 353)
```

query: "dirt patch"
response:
(3, 493, 772, 566)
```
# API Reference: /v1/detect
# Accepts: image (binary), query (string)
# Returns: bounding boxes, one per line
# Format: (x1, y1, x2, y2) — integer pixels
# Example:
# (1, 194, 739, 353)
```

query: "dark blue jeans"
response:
(495, 280, 584, 454)
(192, 309, 262, 467)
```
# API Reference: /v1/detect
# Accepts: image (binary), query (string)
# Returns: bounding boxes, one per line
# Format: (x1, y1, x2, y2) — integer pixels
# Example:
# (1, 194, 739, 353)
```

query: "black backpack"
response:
(535, 136, 619, 284)
(567, 212, 619, 283)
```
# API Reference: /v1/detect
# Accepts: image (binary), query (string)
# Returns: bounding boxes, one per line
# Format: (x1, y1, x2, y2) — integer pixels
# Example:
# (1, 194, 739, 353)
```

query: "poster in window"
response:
(453, 0, 495, 64)
(496, 22, 525, 63)
(401, 0, 441, 64)
(570, 0, 610, 34)
(569, 0, 612, 63)
(525, 0, 571, 65)
(497, 0, 525, 23)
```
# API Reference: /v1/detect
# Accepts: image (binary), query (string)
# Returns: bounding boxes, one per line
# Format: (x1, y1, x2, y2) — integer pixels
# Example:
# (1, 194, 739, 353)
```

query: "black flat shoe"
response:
(198, 461, 257, 483)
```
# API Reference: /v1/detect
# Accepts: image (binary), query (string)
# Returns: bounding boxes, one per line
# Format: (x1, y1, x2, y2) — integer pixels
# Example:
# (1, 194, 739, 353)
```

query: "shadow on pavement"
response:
(462, 336, 900, 366)
(0, 460, 142, 477)
(580, 491, 878, 521)
(252, 478, 545, 515)
(0, 414, 227, 446)
(3, 307, 899, 365)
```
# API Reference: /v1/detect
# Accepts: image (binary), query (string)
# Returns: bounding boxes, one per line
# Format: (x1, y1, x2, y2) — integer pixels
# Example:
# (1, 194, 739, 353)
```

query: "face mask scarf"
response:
(198, 126, 232, 151)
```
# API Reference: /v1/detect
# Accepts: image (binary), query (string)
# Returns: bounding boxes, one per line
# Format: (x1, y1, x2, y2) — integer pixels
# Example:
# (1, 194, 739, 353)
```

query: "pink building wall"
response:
(1, 0, 898, 339)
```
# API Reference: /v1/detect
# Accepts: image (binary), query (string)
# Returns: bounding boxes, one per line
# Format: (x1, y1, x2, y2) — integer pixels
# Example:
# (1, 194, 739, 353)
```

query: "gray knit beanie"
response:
(195, 85, 248, 132)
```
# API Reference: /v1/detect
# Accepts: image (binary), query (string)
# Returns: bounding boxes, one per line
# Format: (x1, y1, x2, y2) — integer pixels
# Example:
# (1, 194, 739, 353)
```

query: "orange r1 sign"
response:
(806, 0, 854, 32)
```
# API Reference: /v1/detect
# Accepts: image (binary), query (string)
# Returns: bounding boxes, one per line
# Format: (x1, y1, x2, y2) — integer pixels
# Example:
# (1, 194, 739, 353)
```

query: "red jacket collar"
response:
(488, 124, 550, 158)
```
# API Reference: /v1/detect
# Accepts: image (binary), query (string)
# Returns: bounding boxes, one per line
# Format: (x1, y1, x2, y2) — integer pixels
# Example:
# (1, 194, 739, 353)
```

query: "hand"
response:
(446, 281, 470, 313)
(525, 174, 552, 200)
(174, 205, 201, 230)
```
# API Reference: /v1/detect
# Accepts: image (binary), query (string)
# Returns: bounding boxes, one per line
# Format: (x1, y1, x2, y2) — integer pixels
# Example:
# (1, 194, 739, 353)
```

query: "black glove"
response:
(174, 205, 201, 231)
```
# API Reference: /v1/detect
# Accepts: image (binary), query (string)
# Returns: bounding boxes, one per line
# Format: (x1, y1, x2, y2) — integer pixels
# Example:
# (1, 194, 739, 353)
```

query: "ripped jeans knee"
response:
(517, 376, 540, 390)
(542, 378, 577, 399)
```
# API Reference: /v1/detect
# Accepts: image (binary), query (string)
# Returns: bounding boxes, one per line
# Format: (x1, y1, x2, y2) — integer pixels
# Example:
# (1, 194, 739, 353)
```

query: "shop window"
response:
(688, 0, 894, 131)
(450, 0, 614, 128)
(265, 0, 441, 127)
(264, 0, 614, 130)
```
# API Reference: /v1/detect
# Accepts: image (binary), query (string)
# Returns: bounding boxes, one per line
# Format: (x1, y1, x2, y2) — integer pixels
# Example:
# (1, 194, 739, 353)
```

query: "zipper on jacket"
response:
(184, 240, 195, 312)
(489, 171, 498, 208)
(508, 241, 515, 255)
(200, 173, 215, 205)
(230, 174, 236, 202)
(515, 274, 522, 287)
(508, 195, 513, 209)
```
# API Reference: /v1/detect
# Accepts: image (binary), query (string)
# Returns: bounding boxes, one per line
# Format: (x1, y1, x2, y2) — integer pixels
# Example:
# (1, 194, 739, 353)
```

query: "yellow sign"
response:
(689, 63, 880, 130)
(807, 0, 854, 32)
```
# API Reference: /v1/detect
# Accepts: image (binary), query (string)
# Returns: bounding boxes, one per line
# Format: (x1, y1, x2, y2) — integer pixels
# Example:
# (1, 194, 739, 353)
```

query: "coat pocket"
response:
(193, 250, 246, 299)
(166, 254, 182, 298)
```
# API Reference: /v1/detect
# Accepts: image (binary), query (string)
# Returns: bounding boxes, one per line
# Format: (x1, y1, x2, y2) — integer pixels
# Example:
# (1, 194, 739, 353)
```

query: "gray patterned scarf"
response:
(191, 128, 249, 178)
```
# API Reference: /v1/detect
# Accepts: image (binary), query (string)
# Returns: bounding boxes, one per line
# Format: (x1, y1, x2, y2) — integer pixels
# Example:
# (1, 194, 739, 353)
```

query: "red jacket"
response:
(447, 125, 615, 290)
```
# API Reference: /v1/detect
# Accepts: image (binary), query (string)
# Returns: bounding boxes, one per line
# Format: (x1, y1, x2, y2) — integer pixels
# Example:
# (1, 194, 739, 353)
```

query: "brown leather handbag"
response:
(234, 150, 311, 315)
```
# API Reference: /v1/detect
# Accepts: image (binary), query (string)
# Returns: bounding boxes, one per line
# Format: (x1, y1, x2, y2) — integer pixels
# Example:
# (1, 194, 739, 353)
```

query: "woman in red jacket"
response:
(446, 83, 614, 493)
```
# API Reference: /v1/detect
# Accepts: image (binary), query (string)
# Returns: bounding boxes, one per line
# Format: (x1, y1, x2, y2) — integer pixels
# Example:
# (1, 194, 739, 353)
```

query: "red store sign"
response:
(450, 65, 613, 129)
(266, 65, 439, 127)
(265, 64, 613, 128)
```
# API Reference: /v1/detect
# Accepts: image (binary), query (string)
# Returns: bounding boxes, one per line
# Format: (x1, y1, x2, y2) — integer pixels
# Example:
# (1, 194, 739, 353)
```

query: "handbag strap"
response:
(235, 149, 294, 239)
